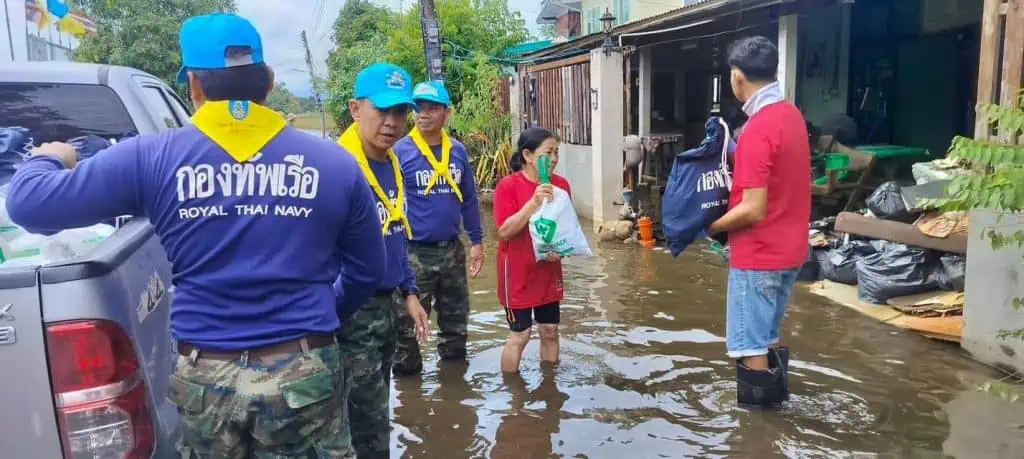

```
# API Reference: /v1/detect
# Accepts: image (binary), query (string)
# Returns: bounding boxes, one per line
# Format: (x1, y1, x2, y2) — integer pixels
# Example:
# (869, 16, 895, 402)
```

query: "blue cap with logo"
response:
(412, 80, 451, 108)
(354, 63, 416, 110)
(176, 13, 264, 84)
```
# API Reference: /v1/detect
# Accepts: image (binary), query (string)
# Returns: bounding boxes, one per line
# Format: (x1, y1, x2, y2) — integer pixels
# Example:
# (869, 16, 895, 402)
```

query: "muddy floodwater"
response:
(388, 212, 1006, 459)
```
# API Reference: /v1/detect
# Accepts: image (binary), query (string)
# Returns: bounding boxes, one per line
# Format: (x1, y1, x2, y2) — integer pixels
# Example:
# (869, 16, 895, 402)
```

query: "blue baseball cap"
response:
(176, 13, 264, 84)
(412, 80, 451, 107)
(354, 63, 416, 110)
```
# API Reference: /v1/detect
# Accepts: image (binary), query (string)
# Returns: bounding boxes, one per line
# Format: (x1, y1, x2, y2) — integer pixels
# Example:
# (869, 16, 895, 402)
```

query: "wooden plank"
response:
(526, 53, 591, 73)
(834, 212, 968, 254)
(999, 0, 1024, 143)
(974, 0, 1004, 139)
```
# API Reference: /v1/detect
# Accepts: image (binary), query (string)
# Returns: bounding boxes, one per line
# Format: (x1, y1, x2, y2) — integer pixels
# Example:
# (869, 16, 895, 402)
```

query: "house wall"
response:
(554, 143, 596, 220)
(581, 0, 680, 33)
(962, 210, 1024, 375)
(556, 11, 582, 38)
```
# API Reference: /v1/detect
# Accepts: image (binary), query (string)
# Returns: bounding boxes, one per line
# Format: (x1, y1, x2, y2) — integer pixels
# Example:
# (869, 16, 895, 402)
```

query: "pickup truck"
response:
(0, 62, 187, 459)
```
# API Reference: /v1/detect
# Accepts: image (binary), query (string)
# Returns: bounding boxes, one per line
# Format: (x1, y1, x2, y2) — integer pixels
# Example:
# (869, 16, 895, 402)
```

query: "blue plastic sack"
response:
(68, 135, 113, 161)
(662, 117, 735, 257)
(0, 127, 33, 186)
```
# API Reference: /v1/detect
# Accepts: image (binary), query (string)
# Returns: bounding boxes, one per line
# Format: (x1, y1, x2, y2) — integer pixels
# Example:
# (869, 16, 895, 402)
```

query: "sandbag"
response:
(817, 240, 886, 285)
(529, 156, 592, 260)
(662, 117, 735, 256)
(856, 243, 939, 304)
(931, 253, 966, 292)
(866, 181, 918, 223)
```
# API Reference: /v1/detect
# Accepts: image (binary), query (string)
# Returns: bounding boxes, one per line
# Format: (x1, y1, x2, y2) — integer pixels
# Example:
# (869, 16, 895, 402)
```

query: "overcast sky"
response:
(236, 0, 543, 97)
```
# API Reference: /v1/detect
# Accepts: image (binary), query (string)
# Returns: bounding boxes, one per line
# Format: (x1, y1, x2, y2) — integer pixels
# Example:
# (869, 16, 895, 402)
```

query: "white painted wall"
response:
(963, 210, 1024, 374)
(554, 143, 595, 219)
(1, 1, 81, 64)
(588, 48, 624, 229)
(777, 14, 799, 103)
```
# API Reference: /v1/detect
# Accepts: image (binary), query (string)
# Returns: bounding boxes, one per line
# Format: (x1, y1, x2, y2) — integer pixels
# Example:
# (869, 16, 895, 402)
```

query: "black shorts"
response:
(504, 302, 560, 332)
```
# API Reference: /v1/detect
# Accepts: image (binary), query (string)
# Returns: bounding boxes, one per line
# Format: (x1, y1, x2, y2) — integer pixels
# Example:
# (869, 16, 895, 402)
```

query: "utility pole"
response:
(300, 29, 327, 137)
(419, 0, 443, 81)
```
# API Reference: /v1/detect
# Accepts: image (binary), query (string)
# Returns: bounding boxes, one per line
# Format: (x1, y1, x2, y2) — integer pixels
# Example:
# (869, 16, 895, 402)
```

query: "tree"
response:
(386, 0, 529, 106)
(539, 24, 557, 39)
(265, 82, 302, 114)
(935, 89, 1024, 340)
(73, 0, 236, 97)
(324, 0, 395, 127)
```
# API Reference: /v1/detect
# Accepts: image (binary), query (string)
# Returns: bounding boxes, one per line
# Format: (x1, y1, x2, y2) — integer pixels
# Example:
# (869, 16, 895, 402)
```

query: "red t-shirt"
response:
(493, 172, 570, 309)
(728, 101, 811, 270)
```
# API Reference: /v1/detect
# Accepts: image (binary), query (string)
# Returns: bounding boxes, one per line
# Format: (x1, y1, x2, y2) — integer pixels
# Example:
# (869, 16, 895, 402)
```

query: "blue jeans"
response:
(726, 268, 800, 359)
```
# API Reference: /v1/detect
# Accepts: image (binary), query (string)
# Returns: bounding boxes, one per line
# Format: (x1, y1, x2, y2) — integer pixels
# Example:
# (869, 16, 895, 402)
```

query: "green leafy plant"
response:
(934, 89, 1024, 341)
(448, 55, 513, 189)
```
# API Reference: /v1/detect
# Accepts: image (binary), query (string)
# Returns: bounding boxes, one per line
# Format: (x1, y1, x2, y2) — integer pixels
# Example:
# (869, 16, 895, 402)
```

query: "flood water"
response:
(388, 212, 1007, 458)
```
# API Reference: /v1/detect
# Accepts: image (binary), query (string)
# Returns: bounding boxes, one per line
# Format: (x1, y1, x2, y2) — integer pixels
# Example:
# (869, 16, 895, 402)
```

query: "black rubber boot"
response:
(736, 362, 786, 407)
(768, 347, 790, 400)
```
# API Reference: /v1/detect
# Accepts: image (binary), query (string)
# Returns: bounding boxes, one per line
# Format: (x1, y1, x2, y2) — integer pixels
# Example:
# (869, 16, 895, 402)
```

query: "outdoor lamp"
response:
(600, 8, 616, 49)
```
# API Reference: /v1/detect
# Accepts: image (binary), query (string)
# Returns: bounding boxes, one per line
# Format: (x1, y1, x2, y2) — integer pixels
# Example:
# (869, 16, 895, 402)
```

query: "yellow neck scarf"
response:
(338, 124, 412, 238)
(191, 100, 287, 162)
(409, 127, 463, 202)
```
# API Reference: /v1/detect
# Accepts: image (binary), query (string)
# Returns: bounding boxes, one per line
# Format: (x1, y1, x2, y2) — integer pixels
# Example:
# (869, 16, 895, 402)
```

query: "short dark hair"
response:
(189, 46, 271, 103)
(511, 127, 557, 172)
(727, 36, 778, 83)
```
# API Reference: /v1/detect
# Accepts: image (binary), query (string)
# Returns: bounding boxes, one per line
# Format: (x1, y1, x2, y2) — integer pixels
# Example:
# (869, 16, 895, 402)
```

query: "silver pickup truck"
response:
(0, 62, 186, 458)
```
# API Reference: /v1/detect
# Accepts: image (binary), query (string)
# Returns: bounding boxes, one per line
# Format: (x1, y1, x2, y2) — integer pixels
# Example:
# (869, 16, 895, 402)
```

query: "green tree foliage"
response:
(265, 82, 302, 114)
(936, 90, 1024, 340)
(323, 0, 394, 127)
(73, 0, 236, 97)
(324, 0, 527, 128)
(539, 24, 557, 39)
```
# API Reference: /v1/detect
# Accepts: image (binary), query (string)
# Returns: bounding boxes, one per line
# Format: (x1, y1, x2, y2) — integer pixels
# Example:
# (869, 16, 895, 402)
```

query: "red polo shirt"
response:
(728, 101, 811, 270)
(493, 172, 569, 309)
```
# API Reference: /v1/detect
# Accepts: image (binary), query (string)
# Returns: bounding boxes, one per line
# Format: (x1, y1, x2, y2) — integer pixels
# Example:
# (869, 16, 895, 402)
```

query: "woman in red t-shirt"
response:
(493, 127, 571, 373)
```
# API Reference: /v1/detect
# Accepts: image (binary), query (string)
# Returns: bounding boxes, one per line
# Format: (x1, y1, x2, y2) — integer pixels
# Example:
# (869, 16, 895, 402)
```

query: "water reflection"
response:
(388, 212, 1002, 458)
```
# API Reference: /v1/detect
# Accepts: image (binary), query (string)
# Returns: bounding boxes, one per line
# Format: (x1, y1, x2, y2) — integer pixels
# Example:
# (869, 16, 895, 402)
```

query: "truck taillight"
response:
(47, 320, 155, 459)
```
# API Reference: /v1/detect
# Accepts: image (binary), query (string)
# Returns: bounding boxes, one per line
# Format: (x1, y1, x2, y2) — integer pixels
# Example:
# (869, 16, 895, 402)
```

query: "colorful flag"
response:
(46, 0, 70, 18)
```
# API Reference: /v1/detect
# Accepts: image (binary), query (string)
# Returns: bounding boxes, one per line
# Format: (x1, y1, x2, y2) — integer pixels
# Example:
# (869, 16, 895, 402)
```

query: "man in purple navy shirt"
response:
(5, 13, 383, 458)
(392, 80, 484, 375)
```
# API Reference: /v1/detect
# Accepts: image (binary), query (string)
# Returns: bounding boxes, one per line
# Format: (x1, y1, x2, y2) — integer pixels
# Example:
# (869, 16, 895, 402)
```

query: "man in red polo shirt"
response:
(708, 36, 811, 406)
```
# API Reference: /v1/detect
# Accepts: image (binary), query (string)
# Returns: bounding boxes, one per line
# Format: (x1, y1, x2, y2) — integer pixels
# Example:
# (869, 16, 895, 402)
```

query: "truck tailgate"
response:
(0, 267, 65, 459)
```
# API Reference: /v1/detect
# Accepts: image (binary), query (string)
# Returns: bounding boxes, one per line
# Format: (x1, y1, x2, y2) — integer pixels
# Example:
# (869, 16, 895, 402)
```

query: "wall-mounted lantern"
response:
(600, 8, 616, 50)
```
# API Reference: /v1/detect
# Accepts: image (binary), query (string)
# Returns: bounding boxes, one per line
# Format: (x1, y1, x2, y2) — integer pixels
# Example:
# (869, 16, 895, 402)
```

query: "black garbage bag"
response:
(798, 248, 823, 281)
(931, 253, 967, 292)
(1, 127, 32, 186)
(816, 240, 887, 285)
(856, 243, 939, 304)
(866, 181, 918, 223)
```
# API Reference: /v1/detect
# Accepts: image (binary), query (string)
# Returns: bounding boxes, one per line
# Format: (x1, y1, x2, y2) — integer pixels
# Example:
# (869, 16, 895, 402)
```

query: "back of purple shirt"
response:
(6, 126, 386, 351)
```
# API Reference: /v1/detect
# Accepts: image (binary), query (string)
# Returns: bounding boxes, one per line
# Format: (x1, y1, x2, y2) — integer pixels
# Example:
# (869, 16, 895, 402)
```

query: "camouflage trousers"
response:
(169, 341, 354, 458)
(337, 292, 399, 459)
(396, 240, 471, 374)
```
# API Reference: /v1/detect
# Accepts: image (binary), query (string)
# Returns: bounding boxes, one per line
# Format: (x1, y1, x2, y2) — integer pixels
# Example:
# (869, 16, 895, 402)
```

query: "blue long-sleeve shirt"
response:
(5, 126, 386, 351)
(395, 136, 483, 245)
(334, 155, 416, 314)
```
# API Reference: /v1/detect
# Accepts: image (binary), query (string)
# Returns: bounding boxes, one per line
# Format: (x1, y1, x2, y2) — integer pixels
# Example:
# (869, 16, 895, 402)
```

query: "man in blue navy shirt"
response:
(6, 13, 384, 458)
(393, 80, 484, 375)
(336, 62, 430, 459)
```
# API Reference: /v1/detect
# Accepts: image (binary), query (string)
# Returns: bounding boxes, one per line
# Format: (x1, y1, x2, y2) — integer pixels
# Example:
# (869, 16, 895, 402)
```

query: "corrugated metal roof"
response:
(522, 0, 780, 60)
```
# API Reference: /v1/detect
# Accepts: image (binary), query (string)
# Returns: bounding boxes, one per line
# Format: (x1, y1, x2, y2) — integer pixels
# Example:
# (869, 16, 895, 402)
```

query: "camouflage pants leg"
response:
(401, 240, 470, 374)
(337, 293, 397, 459)
(169, 342, 355, 459)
